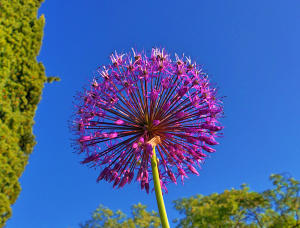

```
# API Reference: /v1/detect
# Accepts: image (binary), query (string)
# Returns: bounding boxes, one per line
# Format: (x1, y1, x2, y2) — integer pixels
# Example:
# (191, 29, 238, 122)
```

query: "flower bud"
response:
(115, 119, 125, 125)
(188, 165, 199, 176)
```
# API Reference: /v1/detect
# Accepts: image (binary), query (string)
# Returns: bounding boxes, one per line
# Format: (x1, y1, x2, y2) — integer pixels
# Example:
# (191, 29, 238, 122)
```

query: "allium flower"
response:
(72, 48, 223, 193)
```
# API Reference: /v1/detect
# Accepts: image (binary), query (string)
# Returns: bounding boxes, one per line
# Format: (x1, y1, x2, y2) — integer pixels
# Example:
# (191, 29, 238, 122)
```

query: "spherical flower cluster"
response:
(72, 48, 223, 193)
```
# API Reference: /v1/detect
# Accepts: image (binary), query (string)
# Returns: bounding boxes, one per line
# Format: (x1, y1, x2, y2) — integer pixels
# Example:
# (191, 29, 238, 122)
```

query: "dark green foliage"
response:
(0, 0, 49, 226)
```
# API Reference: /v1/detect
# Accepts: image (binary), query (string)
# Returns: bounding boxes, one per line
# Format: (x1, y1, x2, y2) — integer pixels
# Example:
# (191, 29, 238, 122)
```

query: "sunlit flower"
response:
(72, 48, 223, 193)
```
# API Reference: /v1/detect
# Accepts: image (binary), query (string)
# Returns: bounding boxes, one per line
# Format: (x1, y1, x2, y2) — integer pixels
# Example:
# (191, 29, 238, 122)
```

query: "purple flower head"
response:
(72, 48, 223, 193)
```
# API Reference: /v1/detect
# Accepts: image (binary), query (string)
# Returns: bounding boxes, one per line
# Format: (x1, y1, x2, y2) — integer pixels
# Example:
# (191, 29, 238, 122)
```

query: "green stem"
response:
(151, 146, 170, 228)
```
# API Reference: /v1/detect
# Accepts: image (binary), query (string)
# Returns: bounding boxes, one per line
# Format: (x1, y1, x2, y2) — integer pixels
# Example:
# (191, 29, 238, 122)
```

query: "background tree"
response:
(0, 0, 58, 226)
(174, 173, 300, 228)
(80, 174, 299, 228)
(80, 203, 161, 228)
(261, 174, 300, 227)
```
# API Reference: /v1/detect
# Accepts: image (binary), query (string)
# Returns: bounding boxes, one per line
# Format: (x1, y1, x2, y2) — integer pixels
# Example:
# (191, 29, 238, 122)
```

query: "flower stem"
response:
(151, 146, 170, 228)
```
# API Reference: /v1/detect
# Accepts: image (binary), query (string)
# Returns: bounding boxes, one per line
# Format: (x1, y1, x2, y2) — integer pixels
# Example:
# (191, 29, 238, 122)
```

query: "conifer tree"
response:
(0, 0, 56, 226)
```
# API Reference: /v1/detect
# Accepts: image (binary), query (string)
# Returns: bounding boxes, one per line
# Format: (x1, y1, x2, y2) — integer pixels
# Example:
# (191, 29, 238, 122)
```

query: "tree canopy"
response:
(80, 203, 161, 228)
(80, 174, 300, 228)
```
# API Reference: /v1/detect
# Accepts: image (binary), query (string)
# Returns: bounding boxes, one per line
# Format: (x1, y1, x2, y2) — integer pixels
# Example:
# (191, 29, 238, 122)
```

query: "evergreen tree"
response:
(0, 0, 57, 226)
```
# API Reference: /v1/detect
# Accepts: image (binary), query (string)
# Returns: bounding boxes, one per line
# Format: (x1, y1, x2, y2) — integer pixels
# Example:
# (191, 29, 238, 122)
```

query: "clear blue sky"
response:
(7, 0, 300, 227)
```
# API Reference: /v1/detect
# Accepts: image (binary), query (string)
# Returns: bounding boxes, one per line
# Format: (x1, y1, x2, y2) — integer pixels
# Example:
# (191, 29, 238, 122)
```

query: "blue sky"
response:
(7, 0, 300, 227)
